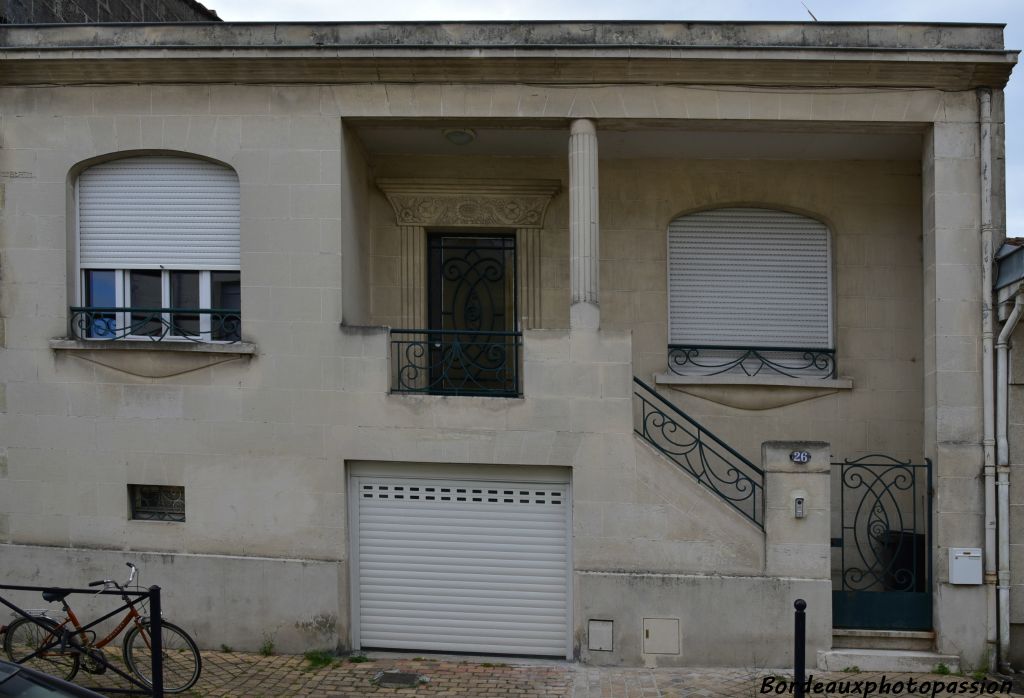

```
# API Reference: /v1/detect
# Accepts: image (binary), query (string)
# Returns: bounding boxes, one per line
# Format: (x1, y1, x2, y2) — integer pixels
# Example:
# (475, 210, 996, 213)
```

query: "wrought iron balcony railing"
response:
(667, 344, 837, 379)
(390, 329, 522, 397)
(633, 377, 764, 528)
(69, 307, 241, 343)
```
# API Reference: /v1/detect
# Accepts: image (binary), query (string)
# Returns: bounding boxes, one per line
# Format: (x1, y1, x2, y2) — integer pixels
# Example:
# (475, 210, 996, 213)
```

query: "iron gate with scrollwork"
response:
(831, 455, 933, 630)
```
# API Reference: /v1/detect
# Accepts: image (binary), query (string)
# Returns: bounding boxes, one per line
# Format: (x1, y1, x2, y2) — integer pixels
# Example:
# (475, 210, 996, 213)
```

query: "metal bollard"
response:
(150, 585, 164, 698)
(794, 599, 806, 698)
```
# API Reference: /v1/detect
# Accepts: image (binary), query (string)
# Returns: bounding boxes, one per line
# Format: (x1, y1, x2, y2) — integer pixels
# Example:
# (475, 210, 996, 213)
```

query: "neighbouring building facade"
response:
(0, 20, 1020, 671)
(0, 0, 220, 24)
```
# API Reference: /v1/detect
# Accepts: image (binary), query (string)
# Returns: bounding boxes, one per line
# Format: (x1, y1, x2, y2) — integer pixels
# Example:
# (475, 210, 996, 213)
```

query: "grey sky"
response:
(210, 0, 1023, 232)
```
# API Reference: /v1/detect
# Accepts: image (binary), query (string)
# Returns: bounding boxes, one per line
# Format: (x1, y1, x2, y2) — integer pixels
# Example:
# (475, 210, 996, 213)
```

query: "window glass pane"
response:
(129, 484, 185, 522)
(211, 271, 241, 341)
(170, 270, 200, 337)
(130, 270, 162, 337)
(84, 270, 117, 339)
(85, 270, 116, 306)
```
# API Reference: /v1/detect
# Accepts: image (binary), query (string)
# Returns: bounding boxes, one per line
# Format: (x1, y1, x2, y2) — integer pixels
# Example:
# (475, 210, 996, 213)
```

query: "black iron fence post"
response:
(150, 585, 164, 698)
(794, 599, 806, 698)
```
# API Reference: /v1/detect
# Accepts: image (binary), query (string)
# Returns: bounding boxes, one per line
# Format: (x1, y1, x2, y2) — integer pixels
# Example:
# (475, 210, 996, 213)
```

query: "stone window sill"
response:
(50, 338, 257, 355)
(654, 373, 852, 390)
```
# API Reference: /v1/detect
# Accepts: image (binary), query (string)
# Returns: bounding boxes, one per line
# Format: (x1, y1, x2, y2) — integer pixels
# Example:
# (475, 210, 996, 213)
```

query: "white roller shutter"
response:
(668, 208, 832, 348)
(353, 476, 571, 658)
(78, 156, 240, 270)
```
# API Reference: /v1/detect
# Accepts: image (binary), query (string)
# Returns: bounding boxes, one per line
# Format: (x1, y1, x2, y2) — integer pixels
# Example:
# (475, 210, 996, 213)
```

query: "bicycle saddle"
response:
(41, 589, 70, 603)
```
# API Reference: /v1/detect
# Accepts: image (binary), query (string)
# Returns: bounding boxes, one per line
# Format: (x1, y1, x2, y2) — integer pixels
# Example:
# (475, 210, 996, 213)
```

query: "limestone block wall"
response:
(0, 82, 777, 556)
(0, 80, 992, 663)
(0, 545, 340, 655)
(922, 119, 989, 663)
(0, 84, 348, 562)
(578, 441, 832, 668)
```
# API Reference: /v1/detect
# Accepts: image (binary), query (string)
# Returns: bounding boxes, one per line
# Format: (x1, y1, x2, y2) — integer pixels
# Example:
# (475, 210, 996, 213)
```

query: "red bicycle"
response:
(2, 563, 201, 693)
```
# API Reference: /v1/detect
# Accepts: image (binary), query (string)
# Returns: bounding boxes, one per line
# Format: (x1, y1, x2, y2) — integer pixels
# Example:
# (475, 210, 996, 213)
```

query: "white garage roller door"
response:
(352, 476, 571, 658)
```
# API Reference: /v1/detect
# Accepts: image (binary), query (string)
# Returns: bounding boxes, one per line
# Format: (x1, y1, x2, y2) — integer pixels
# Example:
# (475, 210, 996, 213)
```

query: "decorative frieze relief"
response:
(380, 179, 559, 330)
(377, 179, 561, 229)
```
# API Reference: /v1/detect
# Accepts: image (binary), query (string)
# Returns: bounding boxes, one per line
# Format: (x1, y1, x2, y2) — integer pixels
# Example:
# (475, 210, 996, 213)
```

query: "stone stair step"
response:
(832, 629, 935, 652)
(818, 648, 959, 674)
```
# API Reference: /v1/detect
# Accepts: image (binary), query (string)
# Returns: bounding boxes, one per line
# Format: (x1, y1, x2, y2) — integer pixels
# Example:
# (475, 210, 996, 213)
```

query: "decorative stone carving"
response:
(64, 351, 244, 379)
(381, 179, 559, 329)
(377, 179, 560, 229)
(50, 339, 255, 379)
(655, 374, 853, 410)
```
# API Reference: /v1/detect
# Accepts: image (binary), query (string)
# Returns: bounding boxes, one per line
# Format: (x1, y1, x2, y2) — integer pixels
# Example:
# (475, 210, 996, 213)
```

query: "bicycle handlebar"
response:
(85, 563, 136, 591)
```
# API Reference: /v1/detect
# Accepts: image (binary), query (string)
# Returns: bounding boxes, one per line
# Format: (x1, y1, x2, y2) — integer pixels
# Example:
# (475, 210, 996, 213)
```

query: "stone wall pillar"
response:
(763, 441, 832, 580)
(569, 118, 600, 329)
(922, 120, 989, 662)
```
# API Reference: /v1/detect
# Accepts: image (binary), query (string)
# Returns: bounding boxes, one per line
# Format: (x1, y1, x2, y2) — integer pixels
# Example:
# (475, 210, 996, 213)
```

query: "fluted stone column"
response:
(569, 119, 600, 329)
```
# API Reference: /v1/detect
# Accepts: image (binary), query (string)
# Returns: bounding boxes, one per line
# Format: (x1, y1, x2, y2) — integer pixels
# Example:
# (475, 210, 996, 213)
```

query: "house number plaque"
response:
(790, 451, 811, 464)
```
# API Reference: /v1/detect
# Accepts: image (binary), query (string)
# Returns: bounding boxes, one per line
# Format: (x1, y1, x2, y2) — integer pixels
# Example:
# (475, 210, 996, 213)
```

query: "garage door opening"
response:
(349, 467, 571, 660)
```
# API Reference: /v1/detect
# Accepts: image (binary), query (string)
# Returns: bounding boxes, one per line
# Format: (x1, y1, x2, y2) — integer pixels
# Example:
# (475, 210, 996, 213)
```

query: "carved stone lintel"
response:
(377, 179, 561, 229)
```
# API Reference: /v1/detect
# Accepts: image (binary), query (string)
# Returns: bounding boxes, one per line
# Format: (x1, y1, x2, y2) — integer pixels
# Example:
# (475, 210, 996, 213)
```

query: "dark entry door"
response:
(426, 234, 519, 396)
(831, 456, 933, 630)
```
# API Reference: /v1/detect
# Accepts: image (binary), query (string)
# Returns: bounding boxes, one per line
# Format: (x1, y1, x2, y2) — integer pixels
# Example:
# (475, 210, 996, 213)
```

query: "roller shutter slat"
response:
(79, 156, 240, 269)
(356, 476, 569, 657)
(668, 208, 832, 348)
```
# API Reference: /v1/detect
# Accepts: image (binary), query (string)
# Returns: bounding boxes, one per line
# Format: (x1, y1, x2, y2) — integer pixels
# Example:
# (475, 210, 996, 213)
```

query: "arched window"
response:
(667, 207, 834, 378)
(75, 155, 241, 342)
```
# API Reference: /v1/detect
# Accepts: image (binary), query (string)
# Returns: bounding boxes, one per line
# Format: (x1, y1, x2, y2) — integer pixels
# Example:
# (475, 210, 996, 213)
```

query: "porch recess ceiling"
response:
(353, 122, 923, 160)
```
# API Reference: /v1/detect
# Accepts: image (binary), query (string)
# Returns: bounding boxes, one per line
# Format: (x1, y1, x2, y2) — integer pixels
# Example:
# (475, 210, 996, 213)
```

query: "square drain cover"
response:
(375, 671, 423, 687)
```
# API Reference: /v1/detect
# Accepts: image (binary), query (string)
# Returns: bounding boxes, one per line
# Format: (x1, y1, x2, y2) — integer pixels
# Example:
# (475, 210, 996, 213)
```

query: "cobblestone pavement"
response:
(71, 650, 1024, 697)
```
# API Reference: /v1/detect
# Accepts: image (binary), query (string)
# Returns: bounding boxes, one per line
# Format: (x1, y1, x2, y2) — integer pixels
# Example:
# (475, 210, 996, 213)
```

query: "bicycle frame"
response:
(47, 596, 147, 651)
(0, 582, 168, 697)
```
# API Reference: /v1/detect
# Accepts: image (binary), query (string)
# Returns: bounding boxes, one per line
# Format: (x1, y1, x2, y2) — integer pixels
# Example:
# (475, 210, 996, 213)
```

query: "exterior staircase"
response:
(819, 630, 960, 673)
(631, 377, 764, 529)
(832, 629, 935, 651)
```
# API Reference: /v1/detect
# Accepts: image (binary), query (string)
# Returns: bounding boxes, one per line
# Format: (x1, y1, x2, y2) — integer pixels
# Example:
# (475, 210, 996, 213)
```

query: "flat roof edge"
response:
(0, 20, 1009, 52)
(0, 20, 1010, 27)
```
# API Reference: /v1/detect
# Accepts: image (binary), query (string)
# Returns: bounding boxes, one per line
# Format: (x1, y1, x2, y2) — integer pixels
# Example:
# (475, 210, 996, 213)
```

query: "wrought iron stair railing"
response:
(632, 377, 764, 529)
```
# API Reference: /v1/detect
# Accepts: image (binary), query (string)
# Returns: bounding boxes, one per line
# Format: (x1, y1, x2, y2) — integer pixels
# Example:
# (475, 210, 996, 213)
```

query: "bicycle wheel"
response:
(122, 619, 201, 694)
(2, 616, 80, 682)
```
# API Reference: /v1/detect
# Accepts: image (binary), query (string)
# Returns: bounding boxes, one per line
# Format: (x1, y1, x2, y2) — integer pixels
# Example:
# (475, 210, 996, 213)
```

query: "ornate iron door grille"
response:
(831, 456, 933, 631)
(389, 234, 521, 397)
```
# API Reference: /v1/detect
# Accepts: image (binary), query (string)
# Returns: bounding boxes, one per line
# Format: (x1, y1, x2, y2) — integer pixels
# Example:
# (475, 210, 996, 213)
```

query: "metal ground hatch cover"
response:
(374, 671, 425, 687)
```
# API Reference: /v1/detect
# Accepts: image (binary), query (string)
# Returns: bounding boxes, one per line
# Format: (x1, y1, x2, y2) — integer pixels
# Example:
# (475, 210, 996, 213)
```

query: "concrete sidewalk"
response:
(72, 649, 1024, 697)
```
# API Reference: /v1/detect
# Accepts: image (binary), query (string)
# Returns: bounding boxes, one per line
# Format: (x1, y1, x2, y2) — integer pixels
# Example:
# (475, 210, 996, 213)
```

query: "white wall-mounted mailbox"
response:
(949, 547, 983, 585)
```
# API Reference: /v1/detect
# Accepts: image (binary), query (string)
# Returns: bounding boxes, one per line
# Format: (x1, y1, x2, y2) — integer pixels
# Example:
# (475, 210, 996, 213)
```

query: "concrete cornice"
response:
(0, 21, 1016, 89)
(0, 21, 1011, 51)
(0, 53, 1016, 89)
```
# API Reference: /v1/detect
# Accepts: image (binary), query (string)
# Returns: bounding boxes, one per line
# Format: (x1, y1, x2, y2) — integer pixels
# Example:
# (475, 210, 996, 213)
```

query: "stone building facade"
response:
(0, 21, 1018, 670)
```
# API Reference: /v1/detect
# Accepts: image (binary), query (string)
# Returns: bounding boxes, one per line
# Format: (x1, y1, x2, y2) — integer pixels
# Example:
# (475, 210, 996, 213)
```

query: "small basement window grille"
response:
(129, 484, 185, 522)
